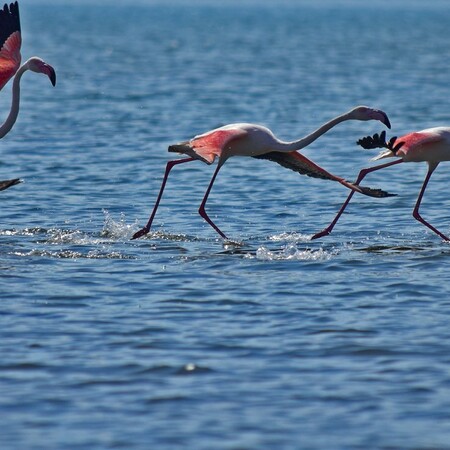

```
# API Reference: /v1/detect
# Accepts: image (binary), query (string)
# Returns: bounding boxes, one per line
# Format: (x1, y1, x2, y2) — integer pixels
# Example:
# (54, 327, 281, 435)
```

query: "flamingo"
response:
(312, 128, 450, 241)
(0, 1, 56, 191)
(132, 106, 393, 240)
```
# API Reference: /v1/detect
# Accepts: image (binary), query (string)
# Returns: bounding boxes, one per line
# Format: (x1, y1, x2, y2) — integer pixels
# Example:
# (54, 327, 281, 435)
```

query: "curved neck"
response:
(0, 63, 27, 139)
(275, 111, 352, 152)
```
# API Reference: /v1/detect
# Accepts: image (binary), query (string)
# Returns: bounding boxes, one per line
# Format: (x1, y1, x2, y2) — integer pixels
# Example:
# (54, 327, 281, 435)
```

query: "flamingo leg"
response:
(198, 163, 228, 239)
(132, 157, 195, 240)
(311, 159, 403, 240)
(412, 167, 450, 241)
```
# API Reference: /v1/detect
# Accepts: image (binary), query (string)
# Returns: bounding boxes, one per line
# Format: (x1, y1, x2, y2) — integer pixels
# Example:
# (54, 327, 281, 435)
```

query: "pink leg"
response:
(311, 159, 403, 240)
(132, 157, 195, 240)
(198, 163, 228, 240)
(412, 167, 449, 241)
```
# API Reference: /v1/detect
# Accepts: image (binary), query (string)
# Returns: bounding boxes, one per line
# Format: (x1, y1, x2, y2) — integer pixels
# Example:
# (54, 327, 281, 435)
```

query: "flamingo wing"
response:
(0, 1, 21, 91)
(0, 177, 20, 191)
(397, 131, 443, 150)
(253, 150, 395, 198)
(253, 150, 338, 181)
(169, 128, 247, 164)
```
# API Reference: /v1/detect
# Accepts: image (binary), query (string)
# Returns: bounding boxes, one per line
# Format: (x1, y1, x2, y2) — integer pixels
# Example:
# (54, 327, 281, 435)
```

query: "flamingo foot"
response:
(131, 227, 150, 240)
(310, 228, 331, 240)
(223, 239, 244, 248)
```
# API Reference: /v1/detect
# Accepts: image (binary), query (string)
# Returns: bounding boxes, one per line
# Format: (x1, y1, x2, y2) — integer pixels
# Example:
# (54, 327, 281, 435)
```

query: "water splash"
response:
(0, 227, 99, 245)
(0, 228, 48, 237)
(101, 209, 139, 240)
(268, 232, 312, 243)
(11, 249, 134, 259)
(44, 228, 99, 245)
(2, 212, 140, 259)
(250, 244, 334, 261)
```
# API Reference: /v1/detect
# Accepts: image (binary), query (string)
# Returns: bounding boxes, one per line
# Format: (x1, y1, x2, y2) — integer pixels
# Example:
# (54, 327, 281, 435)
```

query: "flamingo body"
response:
(374, 127, 450, 164)
(174, 126, 249, 164)
(169, 123, 373, 182)
(170, 123, 301, 163)
(133, 106, 393, 240)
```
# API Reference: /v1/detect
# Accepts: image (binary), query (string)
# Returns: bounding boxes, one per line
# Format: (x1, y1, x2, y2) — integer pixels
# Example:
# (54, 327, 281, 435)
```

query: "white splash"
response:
(45, 229, 97, 245)
(101, 209, 139, 240)
(11, 249, 133, 259)
(268, 232, 312, 243)
(252, 244, 334, 261)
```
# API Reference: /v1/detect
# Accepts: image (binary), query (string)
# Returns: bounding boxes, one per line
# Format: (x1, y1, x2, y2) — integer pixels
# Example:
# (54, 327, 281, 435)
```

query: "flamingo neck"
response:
(276, 112, 351, 152)
(0, 63, 28, 139)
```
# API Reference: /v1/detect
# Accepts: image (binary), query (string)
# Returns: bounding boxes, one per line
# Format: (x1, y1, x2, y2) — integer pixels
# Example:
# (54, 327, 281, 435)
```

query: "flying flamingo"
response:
(132, 106, 392, 240)
(0, 1, 56, 191)
(312, 128, 450, 241)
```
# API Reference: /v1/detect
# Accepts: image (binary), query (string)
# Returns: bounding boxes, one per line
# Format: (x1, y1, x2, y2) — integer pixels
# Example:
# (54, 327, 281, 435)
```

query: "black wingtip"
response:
(0, 1, 20, 49)
(357, 131, 389, 149)
(359, 185, 397, 198)
(0, 177, 21, 191)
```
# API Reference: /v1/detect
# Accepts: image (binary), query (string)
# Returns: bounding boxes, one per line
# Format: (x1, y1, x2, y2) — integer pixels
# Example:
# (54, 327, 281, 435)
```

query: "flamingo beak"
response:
(42, 63, 56, 86)
(380, 111, 391, 129)
(47, 65, 56, 87)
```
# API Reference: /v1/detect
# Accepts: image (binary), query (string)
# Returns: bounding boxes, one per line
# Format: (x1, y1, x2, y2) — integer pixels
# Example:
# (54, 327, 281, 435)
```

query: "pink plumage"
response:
(393, 129, 449, 163)
(189, 128, 247, 164)
(0, 30, 21, 90)
(0, 2, 21, 91)
(399, 131, 441, 151)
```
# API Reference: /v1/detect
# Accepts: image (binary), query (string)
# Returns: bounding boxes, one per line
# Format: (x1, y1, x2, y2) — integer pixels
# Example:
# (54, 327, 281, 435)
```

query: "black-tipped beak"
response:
(382, 112, 391, 129)
(42, 62, 56, 86)
(48, 66, 56, 86)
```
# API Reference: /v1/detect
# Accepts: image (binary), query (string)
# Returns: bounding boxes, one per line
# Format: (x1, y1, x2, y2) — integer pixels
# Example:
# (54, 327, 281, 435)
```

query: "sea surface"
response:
(1, 1, 450, 449)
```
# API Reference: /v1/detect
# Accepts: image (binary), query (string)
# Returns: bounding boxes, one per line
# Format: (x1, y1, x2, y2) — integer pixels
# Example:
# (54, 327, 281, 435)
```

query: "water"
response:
(1, 1, 450, 448)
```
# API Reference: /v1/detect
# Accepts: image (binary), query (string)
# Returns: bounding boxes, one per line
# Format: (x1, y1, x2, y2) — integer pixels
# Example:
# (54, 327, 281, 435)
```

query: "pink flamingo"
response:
(132, 106, 392, 240)
(312, 128, 450, 241)
(0, 2, 56, 190)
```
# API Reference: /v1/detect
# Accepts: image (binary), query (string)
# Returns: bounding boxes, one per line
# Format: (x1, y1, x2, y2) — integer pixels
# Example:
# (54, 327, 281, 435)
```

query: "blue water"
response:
(1, 1, 450, 448)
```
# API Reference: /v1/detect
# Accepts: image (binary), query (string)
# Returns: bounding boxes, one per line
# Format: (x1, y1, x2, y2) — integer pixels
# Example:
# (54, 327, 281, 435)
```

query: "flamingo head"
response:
(26, 57, 56, 86)
(349, 106, 391, 129)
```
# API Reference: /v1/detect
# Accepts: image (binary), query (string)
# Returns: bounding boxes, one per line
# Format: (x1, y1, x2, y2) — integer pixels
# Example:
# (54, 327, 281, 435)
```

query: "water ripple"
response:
(2, 3, 450, 450)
